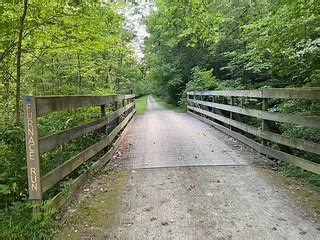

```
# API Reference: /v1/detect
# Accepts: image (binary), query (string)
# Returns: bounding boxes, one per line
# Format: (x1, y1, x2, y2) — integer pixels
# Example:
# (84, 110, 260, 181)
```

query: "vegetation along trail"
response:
(56, 96, 320, 239)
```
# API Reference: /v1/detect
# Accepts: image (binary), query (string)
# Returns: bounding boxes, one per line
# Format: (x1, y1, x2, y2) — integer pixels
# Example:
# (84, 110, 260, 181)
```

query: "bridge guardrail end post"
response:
(23, 96, 43, 209)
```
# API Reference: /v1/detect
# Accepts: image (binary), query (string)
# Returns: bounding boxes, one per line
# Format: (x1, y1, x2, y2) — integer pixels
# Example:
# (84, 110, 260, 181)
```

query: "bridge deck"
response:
(122, 96, 268, 169)
(56, 96, 320, 239)
(109, 96, 319, 239)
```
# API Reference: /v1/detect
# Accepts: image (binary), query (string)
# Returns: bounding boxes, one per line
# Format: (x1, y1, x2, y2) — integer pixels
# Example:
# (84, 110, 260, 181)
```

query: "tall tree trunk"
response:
(77, 52, 82, 87)
(116, 54, 123, 91)
(92, 75, 95, 89)
(107, 65, 112, 89)
(2, 73, 10, 122)
(15, 0, 28, 123)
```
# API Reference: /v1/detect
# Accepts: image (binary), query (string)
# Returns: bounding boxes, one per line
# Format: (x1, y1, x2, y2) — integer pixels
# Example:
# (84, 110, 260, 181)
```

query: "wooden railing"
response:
(187, 88, 320, 175)
(23, 94, 135, 209)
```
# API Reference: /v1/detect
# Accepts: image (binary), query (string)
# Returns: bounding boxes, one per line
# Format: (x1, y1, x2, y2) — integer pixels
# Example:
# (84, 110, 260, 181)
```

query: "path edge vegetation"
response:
(135, 95, 148, 114)
(54, 167, 129, 239)
(153, 95, 186, 113)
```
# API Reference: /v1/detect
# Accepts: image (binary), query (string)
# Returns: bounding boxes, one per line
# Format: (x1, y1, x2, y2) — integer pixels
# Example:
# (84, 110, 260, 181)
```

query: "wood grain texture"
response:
(188, 110, 320, 175)
(41, 109, 135, 193)
(188, 106, 320, 155)
(35, 94, 135, 116)
(188, 88, 320, 100)
(188, 99, 320, 128)
(39, 102, 134, 153)
(49, 114, 136, 210)
(23, 96, 42, 200)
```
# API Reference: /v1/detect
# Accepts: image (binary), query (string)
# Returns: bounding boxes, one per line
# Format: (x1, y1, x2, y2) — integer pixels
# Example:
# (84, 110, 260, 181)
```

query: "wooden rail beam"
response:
(187, 88, 320, 100)
(188, 99, 320, 128)
(23, 93, 136, 209)
(187, 106, 320, 155)
(188, 110, 320, 175)
(41, 110, 135, 193)
(39, 102, 134, 153)
(49, 113, 136, 209)
(35, 94, 135, 116)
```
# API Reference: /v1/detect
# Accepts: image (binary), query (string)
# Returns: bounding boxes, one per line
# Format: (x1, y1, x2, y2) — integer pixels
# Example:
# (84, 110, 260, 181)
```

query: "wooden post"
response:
(100, 104, 106, 117)
(133, 97, 136, 111)
(114, 101, 118, 111)
(262, 98, 268, 146)
(229, 96, 234, 130)
(114, 101, 119, 125)
(121, 99, 125, 116)
(23, 96, 42, 208)
(100, 104, 106, 133)
(200, 95, 205, 117)
(186, 94, 189, 112)
(211, 96, 215, 113)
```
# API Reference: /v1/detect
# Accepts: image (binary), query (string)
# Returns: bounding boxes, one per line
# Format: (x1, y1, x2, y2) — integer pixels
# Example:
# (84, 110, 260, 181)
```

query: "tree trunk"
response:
(15, 0, 28, 123)
(92, 75, 95, 88)
(77, 52, 82, 87)
(107, 65, 112, 88)
(2, 72, 10, 122)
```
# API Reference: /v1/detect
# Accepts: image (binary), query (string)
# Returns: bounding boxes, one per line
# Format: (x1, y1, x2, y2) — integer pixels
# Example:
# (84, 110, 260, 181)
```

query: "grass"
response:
(54, 168, 128, 239)
(153, 96, 186, 113)
(275, 161, 320, 187)
(135, 95, 148, 114)
(257, 166, 320, 219)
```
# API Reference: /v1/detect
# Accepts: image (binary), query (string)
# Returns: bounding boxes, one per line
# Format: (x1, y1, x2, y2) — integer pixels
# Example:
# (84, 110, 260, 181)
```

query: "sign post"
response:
(23, 96, 42, 205)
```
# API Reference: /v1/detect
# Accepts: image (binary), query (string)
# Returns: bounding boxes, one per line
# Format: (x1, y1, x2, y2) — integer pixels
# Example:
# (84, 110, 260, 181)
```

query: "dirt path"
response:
(56, 96, 320, 239)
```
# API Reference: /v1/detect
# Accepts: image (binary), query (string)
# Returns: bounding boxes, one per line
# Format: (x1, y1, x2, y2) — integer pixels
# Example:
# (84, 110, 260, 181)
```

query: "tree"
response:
(0, 0, 145, 122)
(15, 0, 28, 122)
(144, 0, 320, 103)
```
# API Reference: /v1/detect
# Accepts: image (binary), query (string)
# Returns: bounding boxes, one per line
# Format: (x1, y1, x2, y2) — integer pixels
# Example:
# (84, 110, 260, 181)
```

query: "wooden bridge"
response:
(23, 94, 135, 208)
(23, 88, 320, 238)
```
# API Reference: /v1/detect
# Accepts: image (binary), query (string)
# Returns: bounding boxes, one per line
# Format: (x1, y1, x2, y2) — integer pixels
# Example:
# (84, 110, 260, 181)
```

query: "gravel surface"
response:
(106, 96, 320, 239)
(120, 96, 268, 169)
(56, 96, 319, 240)
(107, 167, 319, 240)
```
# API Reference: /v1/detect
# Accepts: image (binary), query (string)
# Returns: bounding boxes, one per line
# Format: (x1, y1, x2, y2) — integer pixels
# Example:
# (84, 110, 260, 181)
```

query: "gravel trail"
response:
(106, 96, 319, 239)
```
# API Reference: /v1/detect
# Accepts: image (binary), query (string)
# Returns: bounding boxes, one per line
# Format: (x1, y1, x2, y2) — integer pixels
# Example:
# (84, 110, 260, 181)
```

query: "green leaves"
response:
(0, 184, 10, 195)
(149, 0, 223, 48)
(145, 0, 320, 104)
(186, 67, 217, 92)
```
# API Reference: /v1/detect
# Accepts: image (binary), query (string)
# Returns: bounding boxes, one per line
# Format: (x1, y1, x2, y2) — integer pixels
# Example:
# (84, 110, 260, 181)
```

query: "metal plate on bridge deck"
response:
(120, 97, 267, 169)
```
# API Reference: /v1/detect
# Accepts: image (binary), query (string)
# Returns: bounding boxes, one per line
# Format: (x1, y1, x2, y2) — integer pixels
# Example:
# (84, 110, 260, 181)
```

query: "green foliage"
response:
(145, 0, 320, 102)
(276, 161, 320, 187)
(144, 0, 222, 103)
(180, 67, 217, 106)
(154, 96, 185, 113)
(0, 201, 56, 239)
(185, 67, 217, 92)
(135, 95, 148, 114)
(1, 0, 145, 119)
(0, 123, 27, 209)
